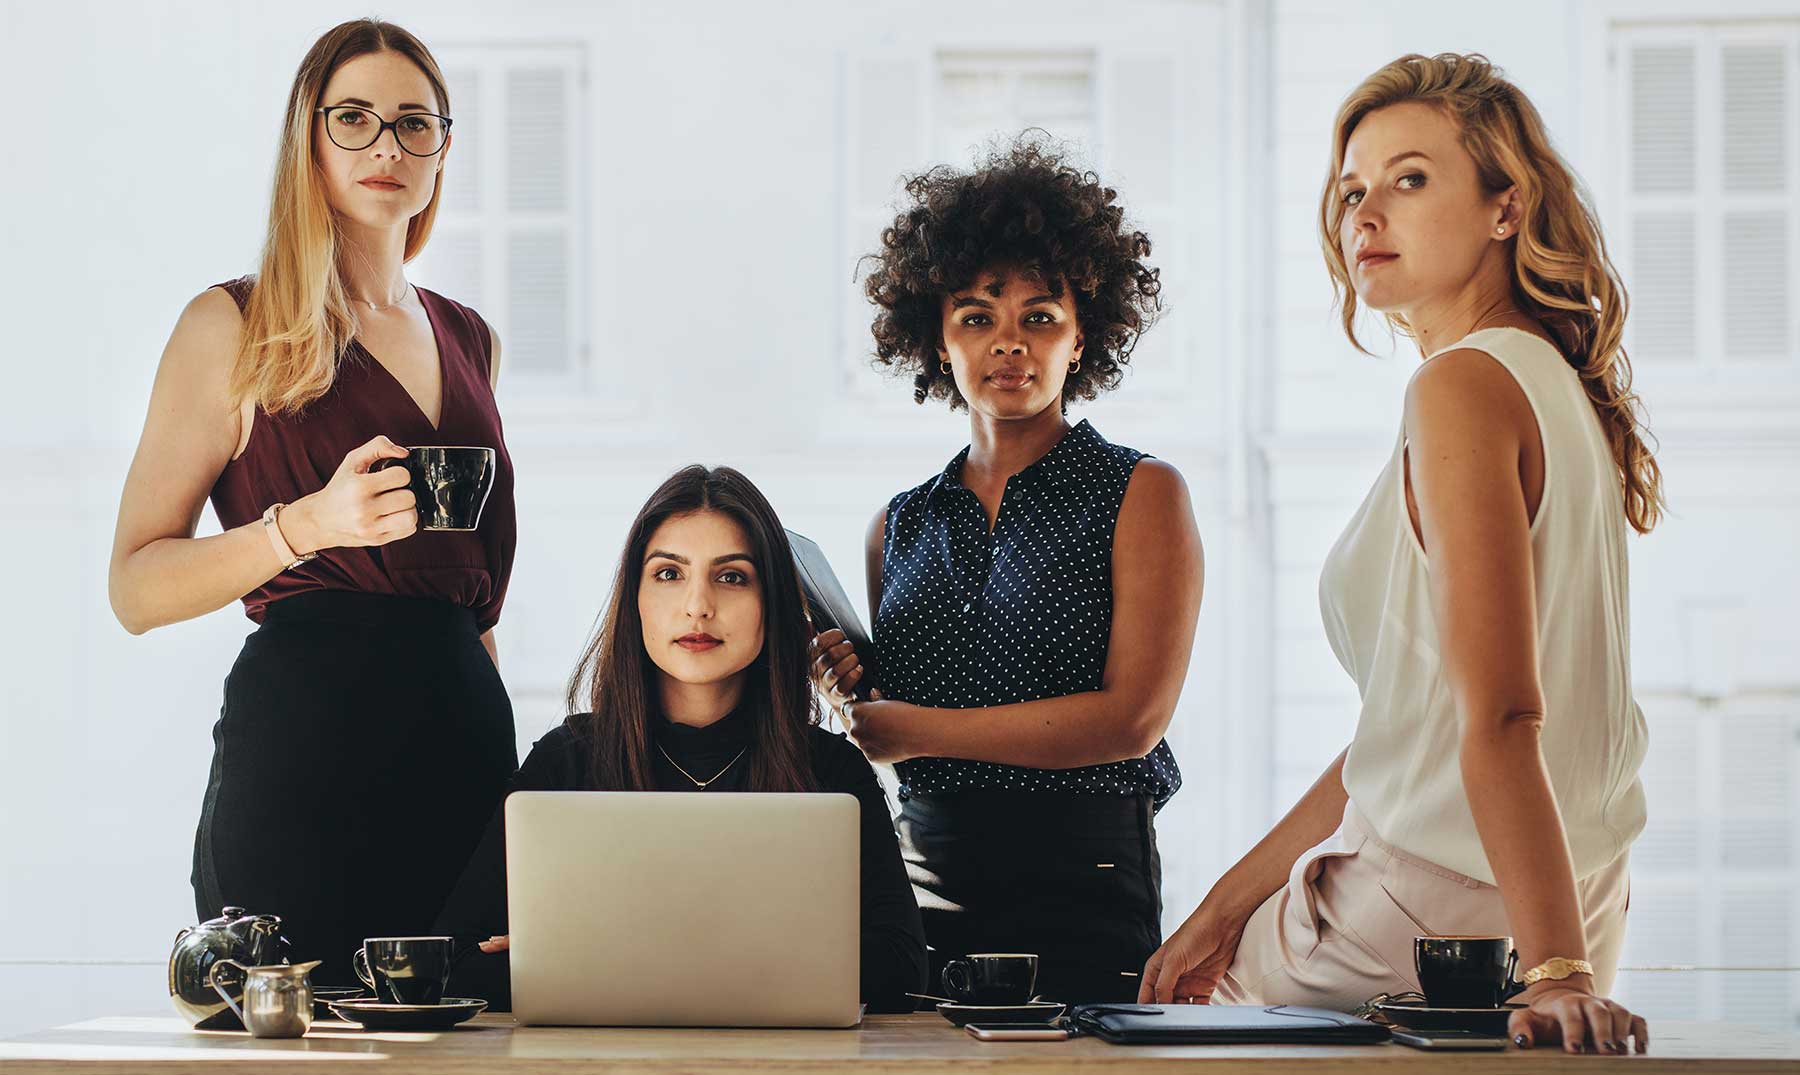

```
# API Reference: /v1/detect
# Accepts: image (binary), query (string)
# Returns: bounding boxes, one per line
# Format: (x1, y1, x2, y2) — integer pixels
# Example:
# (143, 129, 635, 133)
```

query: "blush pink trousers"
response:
(1212, 802, 1630, 1011)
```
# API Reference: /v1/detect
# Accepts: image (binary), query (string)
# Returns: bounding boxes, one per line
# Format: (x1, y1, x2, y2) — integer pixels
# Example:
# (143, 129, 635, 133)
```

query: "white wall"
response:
(1, 0, 1795, 1037)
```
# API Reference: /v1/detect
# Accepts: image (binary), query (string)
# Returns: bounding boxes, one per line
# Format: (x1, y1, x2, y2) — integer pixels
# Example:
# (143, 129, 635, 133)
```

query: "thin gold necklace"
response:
(657, 743, 748, 788)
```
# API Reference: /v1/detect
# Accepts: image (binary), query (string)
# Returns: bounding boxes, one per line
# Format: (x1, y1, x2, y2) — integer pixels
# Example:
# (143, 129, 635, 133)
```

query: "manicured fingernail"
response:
(1611, 1040, 1625, 1052)
(1513, 1034, 1529, 1048)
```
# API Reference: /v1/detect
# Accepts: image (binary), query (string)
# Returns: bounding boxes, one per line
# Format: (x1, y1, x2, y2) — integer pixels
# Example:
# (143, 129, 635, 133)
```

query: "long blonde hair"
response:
(1319, 53, 1664, 534)
(232, 19, 449, 415)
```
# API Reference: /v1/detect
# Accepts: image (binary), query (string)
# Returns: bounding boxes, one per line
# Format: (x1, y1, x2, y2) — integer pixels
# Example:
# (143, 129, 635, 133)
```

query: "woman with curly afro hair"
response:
(810, 137, 1205, 1005)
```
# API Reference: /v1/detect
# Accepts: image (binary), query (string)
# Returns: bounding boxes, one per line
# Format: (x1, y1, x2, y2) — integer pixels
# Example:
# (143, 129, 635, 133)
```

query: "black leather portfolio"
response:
(785, 528, 879, 698)
(1071, 1004, 1391, 1045)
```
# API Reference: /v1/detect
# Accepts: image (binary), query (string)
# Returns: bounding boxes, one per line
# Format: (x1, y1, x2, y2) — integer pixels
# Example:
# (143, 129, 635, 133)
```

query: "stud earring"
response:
(1496, 225, 1507, 235)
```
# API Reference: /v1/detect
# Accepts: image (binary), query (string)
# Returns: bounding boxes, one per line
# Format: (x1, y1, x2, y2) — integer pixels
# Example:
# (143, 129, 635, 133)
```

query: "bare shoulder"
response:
(864, 504, 888, 550)
(166, 286, 247, 376)
(1121, 457, 1194, 517)
(1118, 457, 1202, 563)
(1405, 347, 1532, 441)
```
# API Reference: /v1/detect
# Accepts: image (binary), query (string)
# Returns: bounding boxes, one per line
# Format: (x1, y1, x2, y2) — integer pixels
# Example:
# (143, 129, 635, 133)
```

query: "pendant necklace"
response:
(658, 744, 748, 788)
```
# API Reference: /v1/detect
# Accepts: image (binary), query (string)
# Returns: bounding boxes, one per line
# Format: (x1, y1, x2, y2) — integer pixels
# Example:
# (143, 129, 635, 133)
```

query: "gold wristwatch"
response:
(1521, 957, 1594, 986)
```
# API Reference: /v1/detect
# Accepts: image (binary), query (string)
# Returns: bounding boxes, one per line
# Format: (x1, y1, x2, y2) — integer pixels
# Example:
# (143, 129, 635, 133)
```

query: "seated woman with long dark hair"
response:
(437, 465, 927, 1011)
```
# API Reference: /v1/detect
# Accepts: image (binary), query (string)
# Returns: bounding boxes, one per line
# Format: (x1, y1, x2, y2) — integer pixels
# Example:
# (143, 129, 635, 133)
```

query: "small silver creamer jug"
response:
(208, 959, 321, 1038)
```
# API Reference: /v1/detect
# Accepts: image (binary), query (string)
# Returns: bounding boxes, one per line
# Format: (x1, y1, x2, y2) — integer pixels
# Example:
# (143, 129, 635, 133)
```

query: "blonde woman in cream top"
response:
(1327, 324, 1648, 886)
(1139, 54, 1661, 1056)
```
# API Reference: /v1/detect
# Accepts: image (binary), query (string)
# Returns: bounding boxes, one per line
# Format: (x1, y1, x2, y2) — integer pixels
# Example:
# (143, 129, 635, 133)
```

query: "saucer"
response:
(936, 1001, 1065, 1027)
(1375, 1000, 1523, 1034)
(327, 997, 487, 1031)
(312, 986, 369, 1020)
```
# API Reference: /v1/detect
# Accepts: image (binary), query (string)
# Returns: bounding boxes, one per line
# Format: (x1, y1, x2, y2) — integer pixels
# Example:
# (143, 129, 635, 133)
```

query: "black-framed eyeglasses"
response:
(315, 106, 452, 157)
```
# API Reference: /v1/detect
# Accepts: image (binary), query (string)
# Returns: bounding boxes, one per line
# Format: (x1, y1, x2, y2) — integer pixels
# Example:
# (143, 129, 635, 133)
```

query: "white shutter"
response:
(507, 231, 570, 375)
(1720, 43, 1791, 361)
(506, 67, 569, 213)
(1635, 707, 1700, 874)
(1719, 712, 1794, 870)
(1630, 212, 1698, 360)
(1723, 212, 1790, 360)
(1721, 45, 1787, 194)
(1720, 889, 1793, 1027)
(1631, 45, 1697, 195)
(1626, 42, 1699, 363)
(440, 66, 481, 215)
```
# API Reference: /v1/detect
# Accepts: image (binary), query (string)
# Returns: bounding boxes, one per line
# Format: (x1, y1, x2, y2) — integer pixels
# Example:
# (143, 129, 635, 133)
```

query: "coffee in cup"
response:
(373, 446, 496, 531)
(354, 936, 463, 1005)
(941, 952, 1038, 1006)
(1415, 935, 1522, 1009)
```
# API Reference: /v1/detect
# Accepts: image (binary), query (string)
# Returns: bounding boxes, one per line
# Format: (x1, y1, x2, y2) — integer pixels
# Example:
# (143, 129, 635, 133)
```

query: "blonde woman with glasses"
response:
(1139, 54, 1657, 1056)
(109, 19, 517, 984)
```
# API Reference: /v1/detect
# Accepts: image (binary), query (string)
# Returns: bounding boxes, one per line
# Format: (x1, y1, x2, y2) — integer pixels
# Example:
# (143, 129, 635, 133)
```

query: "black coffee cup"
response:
(1415, 935, 1522, 1009)
(942, 953, 1038, 1006)
(373, 446, 496, 531)
(354, 936, 467, 1005)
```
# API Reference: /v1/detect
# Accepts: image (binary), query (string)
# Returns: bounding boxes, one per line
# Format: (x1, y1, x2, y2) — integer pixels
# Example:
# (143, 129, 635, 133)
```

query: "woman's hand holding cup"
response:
(283, 436, 419, 553)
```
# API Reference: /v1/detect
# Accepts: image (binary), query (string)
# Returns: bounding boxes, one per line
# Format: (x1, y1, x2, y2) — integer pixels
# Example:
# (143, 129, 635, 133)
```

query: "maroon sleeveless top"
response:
(209, 277, 517, 632)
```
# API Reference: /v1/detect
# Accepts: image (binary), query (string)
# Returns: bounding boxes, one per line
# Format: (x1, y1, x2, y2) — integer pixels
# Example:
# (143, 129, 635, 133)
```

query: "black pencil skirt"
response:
(192, 591, 516, 986)
(898, 790, 1163, 1006)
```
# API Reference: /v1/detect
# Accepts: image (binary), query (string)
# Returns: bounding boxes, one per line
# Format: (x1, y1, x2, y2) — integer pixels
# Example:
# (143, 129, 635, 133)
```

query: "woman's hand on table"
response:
(1509, 978, 1648, 1055)
(1137, 899, 1252, 1004)
(477, 935, 509, 953)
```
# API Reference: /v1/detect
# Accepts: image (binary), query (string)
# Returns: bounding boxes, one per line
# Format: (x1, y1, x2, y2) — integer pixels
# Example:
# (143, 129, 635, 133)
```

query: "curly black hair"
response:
(860, 135, 1162, 409)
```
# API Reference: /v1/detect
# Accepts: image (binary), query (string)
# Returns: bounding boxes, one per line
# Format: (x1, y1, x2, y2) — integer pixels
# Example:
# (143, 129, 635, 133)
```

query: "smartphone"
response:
(1390, 1028, 1509, 1051)
(965, 1023, 1072, 1041)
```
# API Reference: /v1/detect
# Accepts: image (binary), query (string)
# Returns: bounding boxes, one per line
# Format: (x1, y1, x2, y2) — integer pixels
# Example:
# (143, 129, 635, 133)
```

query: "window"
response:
(1616, 696, 1799, 1029)
(933, 50, 1098, 163)
(1613, 23, 1798, 366)
(411, 44, 588, 385)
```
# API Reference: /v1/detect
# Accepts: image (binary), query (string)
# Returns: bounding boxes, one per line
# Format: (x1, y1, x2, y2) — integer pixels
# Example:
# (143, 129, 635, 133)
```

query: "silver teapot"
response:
(209, 959, 322, 1038)
(168, 907, 291, 1029)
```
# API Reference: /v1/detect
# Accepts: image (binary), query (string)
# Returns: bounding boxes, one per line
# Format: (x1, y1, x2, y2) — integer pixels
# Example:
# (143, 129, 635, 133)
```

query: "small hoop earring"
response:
(940, 360, 952, 376)
(1069, 358, 1082, 374)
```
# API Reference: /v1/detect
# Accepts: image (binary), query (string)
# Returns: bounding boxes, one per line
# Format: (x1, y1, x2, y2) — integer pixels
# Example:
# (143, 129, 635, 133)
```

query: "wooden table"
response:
(2, 1012, 1796, 1073)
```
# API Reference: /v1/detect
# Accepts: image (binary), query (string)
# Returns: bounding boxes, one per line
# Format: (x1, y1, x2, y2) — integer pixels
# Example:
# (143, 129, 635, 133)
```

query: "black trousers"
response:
(899, 790, 1162, 1006)
(192, 592, 516, 986)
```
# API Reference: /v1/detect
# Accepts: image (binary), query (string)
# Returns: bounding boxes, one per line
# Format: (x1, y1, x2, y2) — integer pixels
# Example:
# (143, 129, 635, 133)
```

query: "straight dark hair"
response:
(563, 465, 819, 792)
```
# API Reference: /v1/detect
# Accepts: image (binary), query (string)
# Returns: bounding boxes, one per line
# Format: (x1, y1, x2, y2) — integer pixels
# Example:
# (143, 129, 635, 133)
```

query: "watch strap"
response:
(262, 503, 317, 570)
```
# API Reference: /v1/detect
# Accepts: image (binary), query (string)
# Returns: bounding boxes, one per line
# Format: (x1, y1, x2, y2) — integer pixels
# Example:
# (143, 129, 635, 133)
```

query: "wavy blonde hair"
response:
(232, 19, 449, 415)
(1319, 53, 1663, 534)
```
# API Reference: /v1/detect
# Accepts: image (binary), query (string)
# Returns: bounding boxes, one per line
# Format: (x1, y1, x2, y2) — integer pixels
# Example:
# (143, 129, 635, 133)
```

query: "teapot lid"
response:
(202, 906, 283, 930)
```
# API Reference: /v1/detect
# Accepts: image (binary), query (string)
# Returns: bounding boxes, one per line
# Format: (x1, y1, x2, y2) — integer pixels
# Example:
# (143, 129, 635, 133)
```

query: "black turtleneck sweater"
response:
(434, 708, 928, 1013)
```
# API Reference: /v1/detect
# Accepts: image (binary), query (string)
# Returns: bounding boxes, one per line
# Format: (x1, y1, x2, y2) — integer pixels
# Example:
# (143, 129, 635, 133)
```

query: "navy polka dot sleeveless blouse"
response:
(875, 419, 1182, 807)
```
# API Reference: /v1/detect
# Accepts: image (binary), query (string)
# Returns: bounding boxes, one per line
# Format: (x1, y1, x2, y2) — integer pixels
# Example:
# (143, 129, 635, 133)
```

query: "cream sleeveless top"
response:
(1324, 327, 1648, 884)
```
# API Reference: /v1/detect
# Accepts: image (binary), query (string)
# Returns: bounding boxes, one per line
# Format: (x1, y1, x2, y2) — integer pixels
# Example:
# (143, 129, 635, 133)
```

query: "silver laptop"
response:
(505, 791, 861, 1027)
